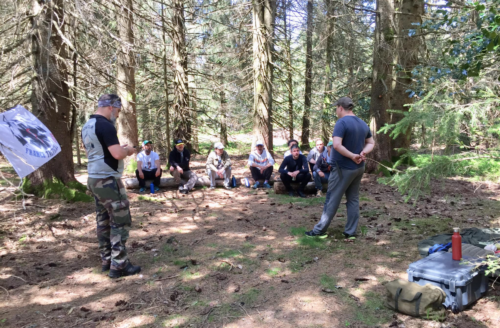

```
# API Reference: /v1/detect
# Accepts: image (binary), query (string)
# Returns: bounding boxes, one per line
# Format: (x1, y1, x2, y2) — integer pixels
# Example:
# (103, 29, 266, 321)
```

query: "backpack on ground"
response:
(385, 279, 446, 320)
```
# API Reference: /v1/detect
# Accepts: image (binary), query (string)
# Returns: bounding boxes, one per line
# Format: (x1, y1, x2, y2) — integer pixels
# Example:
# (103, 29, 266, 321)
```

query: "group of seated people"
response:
(135, 138, 333, 197)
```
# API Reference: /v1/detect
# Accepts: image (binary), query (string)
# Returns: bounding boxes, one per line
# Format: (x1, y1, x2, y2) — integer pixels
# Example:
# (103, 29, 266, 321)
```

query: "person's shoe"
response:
(139, 188, 145, 193)
(343, 233, 356, 240)
(109, 262, 141, 278)
(102, 263, 111, 272)
(224, 185, 232, 190)
(288, 191, 296, 197)
(305, 231, 328, 239)
(180, 188, 189, 195)
(316, 190, 323, 197)
(297, 190, 306, 198)
(252, 181, 260, 189)
(263, 182, 271, 189)
(209, 186, 215, 190)
(154, 186, 160, 192)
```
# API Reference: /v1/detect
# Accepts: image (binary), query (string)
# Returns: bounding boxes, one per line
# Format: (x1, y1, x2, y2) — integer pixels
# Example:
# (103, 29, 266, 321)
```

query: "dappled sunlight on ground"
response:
(1, 155, 500, 327)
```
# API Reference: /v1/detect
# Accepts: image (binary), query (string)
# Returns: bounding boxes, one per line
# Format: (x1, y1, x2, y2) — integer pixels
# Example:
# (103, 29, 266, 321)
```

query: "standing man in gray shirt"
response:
(305, 97, 375, 239)
(82, 94, 141, 278)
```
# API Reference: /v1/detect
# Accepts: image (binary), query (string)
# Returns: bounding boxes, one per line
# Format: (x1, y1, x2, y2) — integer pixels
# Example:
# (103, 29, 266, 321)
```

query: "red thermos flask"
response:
(452, 227, 462, 261)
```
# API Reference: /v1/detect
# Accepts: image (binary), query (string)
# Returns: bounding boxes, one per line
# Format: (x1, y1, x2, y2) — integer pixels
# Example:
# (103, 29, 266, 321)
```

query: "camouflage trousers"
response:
(87, 177, 132, 270)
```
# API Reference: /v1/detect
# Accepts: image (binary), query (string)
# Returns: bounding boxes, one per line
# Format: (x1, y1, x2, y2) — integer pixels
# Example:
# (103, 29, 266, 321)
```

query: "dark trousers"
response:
(135, 169, 162, 188)
(250, 166, 273, 181)
(280, 172, 311, 192)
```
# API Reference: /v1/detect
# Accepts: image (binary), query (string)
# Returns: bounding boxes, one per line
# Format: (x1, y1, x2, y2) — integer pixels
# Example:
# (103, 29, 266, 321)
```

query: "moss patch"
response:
(22, 178, 92, 202)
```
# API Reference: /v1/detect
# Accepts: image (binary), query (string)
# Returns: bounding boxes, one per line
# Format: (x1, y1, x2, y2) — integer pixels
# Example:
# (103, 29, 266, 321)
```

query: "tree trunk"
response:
(172, 0, 191, 147)
(161, 3, 171, 156)
(115, 0, 139, 162)
(220, 79, 229, 146)
(301, 0, 313, 150)
(252, 0, 276, 151)
(29, 0, 75, 186)
(321, 0, 334, 145)
(390, 0, 423, 158)
(367, 0, 395, 172)
(284, 0, 294, 140)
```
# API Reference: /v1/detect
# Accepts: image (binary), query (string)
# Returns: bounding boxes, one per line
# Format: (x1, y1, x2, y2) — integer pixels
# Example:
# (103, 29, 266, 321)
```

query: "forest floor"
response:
(1, 153, 500, 328)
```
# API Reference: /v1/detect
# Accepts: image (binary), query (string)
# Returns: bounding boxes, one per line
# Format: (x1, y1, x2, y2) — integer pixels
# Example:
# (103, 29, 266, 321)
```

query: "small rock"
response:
(195, 285, 202, 293)
(262, 226, 267, 231)
(80, 306, 91, 312)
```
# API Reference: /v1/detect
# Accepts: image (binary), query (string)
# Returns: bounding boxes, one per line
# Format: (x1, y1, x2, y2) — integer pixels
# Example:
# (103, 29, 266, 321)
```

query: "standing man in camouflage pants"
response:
(82, 94, 141, 278)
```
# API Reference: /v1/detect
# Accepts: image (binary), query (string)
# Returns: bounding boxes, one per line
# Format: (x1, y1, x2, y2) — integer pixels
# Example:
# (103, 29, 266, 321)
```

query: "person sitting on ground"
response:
(248, 141, 274, 189)
(307, 139, 327, 172)
(279, 144, 311, 198)
(206, 142, 232, 190)
(168, 139, 198, 194)
(283, 139, 303, 158)
(136, 140, 162, 193)
(312, 141, 333, 197)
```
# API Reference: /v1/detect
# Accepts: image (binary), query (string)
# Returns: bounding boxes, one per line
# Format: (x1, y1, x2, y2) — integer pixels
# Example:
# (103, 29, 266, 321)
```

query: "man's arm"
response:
(154, 159, 161, 170)
(223, 152, 231, 169)
(360, 137, 375, 158)
(168, 151, 179, 169)
(109, 144, 134, 160)
(278, 157, 289, 174)
(299, 156, 310, 173)
(332, 136, 357, 161)
(137, 161, 143, 173)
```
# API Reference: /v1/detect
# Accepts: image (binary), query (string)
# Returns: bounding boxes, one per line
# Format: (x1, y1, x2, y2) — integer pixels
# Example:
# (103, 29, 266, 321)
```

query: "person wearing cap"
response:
(306, 97, 374, 239)
(312, 141, 333, 197)
(283, 139, 303, 158)
(247, 141, 274, 189)
(307, 139, 327, 172)
(82, 94, 141, 278)
(136, 140, 162, 193)
(168, 139, 198, 194)
(206, 142, 232, 190)
(278, 144, 311, 198)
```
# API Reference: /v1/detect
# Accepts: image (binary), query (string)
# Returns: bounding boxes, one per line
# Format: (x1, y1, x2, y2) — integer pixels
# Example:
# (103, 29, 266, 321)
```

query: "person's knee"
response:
(313, 171, 318, 178)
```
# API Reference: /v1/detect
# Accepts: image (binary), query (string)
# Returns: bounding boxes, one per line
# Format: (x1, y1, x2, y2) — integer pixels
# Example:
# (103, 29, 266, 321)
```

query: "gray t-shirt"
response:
(81, 115, 123, 179)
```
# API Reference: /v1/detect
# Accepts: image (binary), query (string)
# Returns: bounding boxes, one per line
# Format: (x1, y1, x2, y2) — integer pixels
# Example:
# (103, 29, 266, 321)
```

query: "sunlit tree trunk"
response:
(172, 0, 191, 147)
(252, 0, 276, 151)
(115, 0, 139, 158)
(161, 2, 171, 155)
(29, 0, 75, 186)
(301, 0, 313, 150)
(284, 0, 294, 140)
(367, 0, 395, 172)
(321, 0, 334, 145)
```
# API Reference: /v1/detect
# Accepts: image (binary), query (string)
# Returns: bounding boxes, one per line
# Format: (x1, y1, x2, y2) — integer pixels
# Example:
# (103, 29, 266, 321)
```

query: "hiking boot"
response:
(139, 187, 145, 193)
(180, 188, 189, 195)
(252, 181, 260, 189)
(288, 191, 296, 197)
(109, 263, 141, 278)
(154, 186, 160, 192)
(102, 263, 110, 272)
(316, 190, 323, 197)
(297, 190, 306, 198)
(305, 231, 328, 239)
(263, 182, 271, 189)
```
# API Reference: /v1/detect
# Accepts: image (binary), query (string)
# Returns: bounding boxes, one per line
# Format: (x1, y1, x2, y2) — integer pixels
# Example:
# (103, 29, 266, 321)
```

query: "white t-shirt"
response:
(137, 151, 160, 171)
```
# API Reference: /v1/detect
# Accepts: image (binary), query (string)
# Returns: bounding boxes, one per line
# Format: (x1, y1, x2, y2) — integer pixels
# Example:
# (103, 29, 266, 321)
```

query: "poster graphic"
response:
(0, 105, 61, 178)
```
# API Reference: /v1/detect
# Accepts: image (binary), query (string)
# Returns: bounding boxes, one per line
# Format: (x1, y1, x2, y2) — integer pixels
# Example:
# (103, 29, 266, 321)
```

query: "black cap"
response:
(333, 97, 354, 110)
(174, 139, 184, 146)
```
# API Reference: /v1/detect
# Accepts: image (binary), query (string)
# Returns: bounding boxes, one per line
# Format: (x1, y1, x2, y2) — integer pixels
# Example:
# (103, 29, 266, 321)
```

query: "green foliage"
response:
(387, 153, 500, 201)
(22, 178, 92, 202)
(125, 158, 138, 174)
(320, 274, 337, 290)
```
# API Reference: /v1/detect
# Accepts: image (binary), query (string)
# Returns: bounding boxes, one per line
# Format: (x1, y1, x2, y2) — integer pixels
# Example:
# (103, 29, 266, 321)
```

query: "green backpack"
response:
(385, 280, 446, 320)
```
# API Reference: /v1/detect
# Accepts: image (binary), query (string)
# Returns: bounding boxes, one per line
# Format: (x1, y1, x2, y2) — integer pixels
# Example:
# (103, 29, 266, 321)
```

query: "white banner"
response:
(0, 105, 61, 178)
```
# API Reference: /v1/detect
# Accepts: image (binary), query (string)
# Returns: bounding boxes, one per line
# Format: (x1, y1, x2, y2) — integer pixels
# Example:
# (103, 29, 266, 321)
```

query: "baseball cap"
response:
(255, 141, 264, 146)
(214, 142, 224, 149)
(174, 139, 184, 146)
(333, 96, 354, 110)
(327, 141, 333, 147)
(142, 140, 152, 146)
